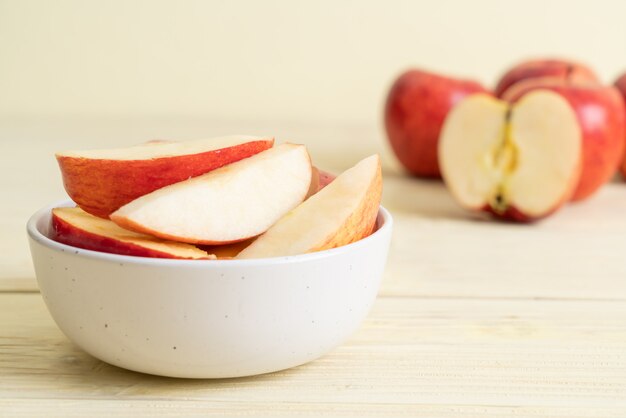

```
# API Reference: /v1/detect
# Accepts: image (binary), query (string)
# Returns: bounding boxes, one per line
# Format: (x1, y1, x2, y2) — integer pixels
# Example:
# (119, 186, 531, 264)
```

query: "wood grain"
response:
(6, 121, 626, 299)
(2, 293, 625, 416)
(3, 399, 626, 418)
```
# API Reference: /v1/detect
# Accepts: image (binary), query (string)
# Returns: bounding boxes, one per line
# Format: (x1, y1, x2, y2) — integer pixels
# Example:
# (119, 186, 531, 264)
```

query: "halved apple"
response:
(438, 91, 582, 222)
(52, 207, 212, 259)
(56, 135, 274, 218)
(237, 155, 382, 259)
(111, 144, 313, 245)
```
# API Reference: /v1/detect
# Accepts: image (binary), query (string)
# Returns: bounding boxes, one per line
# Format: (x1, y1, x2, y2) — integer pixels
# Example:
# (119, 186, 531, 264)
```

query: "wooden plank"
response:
(0, 279, 38, 293)
(1, 293, 625, 412)
(2, 399, 625, 418)
(10, 177, 626, 299)
(8, 168, 626, 300)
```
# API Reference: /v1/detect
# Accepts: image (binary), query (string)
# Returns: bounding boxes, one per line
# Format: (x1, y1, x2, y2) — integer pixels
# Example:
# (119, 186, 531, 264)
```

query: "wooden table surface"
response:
(2, 118, 626, 417)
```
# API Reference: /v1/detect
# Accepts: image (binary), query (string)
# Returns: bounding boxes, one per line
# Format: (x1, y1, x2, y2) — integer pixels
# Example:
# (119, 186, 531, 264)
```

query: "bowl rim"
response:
(27, 200, 393, 266)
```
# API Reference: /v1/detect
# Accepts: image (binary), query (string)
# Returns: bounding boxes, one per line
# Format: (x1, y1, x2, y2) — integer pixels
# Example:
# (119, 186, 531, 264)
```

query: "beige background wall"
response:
(1, 0, 626, 125)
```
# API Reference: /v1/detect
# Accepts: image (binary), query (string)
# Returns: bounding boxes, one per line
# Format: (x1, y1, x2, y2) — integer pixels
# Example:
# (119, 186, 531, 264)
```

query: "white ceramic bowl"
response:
(27, 200, 393, 378)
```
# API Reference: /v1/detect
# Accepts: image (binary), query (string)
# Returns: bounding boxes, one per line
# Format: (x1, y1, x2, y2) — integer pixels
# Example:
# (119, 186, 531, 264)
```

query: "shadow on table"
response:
(13, 338, 305, 398)
(382, 171, 488, 222)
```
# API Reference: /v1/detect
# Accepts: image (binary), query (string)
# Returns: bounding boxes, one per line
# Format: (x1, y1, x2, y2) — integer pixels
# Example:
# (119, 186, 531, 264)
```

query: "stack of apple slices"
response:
(53, 136, 382, 259)
(56, 135, 275, 218)
(439, 91, 583, 221)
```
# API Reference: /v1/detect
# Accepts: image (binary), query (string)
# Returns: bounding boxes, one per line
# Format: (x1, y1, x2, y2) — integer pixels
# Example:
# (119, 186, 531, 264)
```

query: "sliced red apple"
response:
(51, 207, 213, 260)
(439, 91, 582, 222)
(305, 167, 337, 199)
(237, 155, 382, 259)
(111, 144, 313, 245)
(306, 166, 321, 199)
(318, 169, 336, 189)
(198, 238, 256, 259)
(56, 135, 274, 218)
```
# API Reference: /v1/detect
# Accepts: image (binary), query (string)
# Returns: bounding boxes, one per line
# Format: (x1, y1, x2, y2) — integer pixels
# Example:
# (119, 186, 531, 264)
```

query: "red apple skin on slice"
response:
(52, 207, 213, 260)
(318, 169, 336, 190)
(56, 136, 274, 218)
(312, 166, 380, 251)
(495, 58, 599, 98)
(439, 92, 582, 223)
(111, 144, 313, 245)
(503, 80, 625, 201)
(237, 155, 382, 259)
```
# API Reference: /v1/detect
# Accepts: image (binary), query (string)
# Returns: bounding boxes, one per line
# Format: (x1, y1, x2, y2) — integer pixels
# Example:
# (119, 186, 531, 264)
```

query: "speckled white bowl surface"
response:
(27, 200, 393, 378)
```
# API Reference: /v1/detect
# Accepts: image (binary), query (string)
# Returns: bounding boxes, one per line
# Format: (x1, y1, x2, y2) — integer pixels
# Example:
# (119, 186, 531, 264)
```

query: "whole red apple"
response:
(384, 69, 487, 178)
(495, 58, 599, 98)
(503, 79, 625, 201)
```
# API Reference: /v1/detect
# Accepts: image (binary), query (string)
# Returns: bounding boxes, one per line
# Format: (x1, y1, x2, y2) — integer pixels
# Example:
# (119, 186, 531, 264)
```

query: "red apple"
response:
(503, 79, 625, 201)
(439, 91, 582, 222)
(384, 69, 488, 178)
(111, 144, 313, 245)
(56, 135, 274, 218)
(613, 72, 626, 177)
(238, 155, 382, 258)
(52, 207, 213, 259)
(495, 58, 599, 97)
(318, 169, 335, 189)
(306, 167, 336, 198)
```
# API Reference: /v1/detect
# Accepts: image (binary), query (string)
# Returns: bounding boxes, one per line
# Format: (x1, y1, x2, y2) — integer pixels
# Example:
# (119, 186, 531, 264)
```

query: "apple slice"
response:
(52, 207, 213, 260)
(198, 238, 256, 259)
(318, 169, 336, 189)
(56, 135, 274, 218)
(305, 167, 337, 198)
(237, 155, 382, 259)
(111, 144, 313, 245)
(502, 79, 625, 201)
(439, 91, 582, 222)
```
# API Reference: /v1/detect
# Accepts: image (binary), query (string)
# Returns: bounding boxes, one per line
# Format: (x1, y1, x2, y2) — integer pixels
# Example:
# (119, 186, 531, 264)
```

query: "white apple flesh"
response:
(439, 91, 582, 221)
(52, 207, 212, 259)
(237, 154, 382, 258)
(111, 144, 313, 244)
